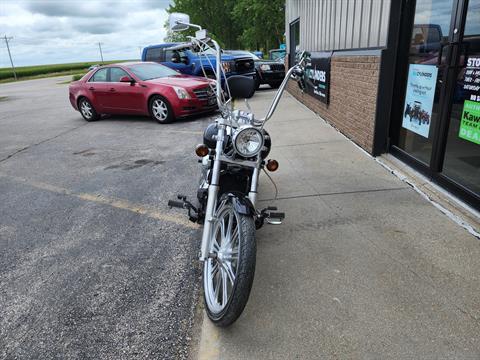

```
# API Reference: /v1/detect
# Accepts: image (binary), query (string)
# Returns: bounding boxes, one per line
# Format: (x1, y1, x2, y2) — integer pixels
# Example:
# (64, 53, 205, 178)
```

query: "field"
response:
(0, 60, 134, 82)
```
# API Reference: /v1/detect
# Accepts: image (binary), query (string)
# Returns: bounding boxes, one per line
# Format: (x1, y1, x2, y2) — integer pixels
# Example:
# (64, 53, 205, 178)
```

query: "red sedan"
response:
(69, 62, 217, 124)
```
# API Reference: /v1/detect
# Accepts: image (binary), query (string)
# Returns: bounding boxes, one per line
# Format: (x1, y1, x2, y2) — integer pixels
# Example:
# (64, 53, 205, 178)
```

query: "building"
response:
(285, 0, 479, 210)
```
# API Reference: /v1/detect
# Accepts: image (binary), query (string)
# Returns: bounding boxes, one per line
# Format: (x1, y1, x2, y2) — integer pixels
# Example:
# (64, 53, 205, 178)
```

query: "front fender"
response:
(227, 193, 255, 216)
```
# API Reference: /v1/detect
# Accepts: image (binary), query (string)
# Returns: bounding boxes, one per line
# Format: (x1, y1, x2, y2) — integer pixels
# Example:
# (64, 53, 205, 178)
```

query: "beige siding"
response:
(286, 0, 391, 53)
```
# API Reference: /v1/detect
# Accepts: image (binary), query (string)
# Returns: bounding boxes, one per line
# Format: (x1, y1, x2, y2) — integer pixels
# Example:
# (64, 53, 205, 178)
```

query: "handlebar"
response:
(259, 63, 305, 124)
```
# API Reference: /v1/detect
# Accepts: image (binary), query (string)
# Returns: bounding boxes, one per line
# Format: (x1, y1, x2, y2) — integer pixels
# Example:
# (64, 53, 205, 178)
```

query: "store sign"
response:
(458, 57, 480, 145)
(463, 56, 480, 99)
(459, 100, 480, 145)
(402, 64, 438, 138)
(304, 51, 331, 104)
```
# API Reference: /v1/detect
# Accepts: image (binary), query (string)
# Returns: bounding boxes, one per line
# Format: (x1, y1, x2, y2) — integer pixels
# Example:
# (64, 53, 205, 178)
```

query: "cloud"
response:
(0, 0, 171, 67)
(70, 18, 119, 34)
(26, 0, 122, 18)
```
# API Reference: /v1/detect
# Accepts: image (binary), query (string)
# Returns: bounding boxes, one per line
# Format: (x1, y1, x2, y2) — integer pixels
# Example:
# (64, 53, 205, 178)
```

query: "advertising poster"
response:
(304, 51, 332, 104)
(458, 56, 480, 145)
(459, 100, 480, 145)
(402, 64, 438, 138)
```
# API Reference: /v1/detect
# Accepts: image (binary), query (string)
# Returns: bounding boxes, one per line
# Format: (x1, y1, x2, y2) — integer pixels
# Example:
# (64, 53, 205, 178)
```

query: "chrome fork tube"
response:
(199, 125, 225, 261)
(248, 166, 260, 206)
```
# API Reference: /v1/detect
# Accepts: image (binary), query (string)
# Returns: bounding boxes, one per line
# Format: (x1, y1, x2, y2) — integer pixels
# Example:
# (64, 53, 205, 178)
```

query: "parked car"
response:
(269, 49, 286, 61)
(225, 50, 285, 89)
(141, 43, 255, 81)
(69, 62, 217, 124)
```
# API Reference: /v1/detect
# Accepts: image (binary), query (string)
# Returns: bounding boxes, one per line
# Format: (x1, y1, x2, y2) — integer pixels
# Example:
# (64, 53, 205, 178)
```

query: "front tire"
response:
(78, 97, 99, 122)
(203, 199, 256, 327)
(149, 95, 174, 124)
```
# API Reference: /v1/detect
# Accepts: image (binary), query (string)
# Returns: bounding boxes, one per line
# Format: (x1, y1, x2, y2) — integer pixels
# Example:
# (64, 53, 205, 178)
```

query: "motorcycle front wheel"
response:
(203, 199, 256, 327)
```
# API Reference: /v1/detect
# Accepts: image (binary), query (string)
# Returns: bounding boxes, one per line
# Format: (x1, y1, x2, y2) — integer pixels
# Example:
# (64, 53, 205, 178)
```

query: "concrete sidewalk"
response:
(197, 89, 480, 359)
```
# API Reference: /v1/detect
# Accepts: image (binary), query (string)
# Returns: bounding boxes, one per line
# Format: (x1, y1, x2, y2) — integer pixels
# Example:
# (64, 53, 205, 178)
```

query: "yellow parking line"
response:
(0, 173, 199, 229)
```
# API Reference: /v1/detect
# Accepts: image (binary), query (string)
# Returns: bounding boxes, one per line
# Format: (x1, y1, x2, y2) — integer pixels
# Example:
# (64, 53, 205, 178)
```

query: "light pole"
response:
(98, 42, 104, 63)
(3, 35, 17, 80)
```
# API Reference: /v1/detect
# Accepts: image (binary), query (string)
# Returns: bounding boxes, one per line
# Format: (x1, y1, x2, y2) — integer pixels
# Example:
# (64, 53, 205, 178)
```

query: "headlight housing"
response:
(172, 86, 190, 99)
(232, 126, 264, 157)
(260, 64, 271, 71)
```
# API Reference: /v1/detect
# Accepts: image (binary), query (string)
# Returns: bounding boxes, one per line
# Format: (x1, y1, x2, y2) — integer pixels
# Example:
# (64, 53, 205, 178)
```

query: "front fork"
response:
(199, 126, 261, 261)
(199, 125, 225, 261)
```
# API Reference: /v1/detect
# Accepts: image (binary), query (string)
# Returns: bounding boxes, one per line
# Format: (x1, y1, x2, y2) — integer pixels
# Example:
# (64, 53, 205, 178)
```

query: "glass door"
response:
(395, 0, 455, 165)
(441, 0, 480, 196)
(391, 0, 480, 209)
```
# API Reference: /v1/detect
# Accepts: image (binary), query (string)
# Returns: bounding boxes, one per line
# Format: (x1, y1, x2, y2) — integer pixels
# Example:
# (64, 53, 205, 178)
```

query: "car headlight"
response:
(260, 64, 271, 71)
(172, 86, 190, 99)
(232, 126, 264, 157)
(221, 61, 234, 73)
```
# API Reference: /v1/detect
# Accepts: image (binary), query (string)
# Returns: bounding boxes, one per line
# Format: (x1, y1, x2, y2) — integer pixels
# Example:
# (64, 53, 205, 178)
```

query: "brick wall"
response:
(287, 55, 380, 153)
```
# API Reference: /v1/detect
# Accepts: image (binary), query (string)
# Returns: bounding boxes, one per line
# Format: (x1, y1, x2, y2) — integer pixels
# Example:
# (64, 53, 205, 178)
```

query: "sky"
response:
(0, 0, 172, 67)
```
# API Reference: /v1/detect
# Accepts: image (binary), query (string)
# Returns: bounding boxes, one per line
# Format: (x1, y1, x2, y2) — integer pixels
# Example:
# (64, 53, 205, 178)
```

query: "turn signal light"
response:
(266, 159, 279, 172)
(195, 144, 209, 157)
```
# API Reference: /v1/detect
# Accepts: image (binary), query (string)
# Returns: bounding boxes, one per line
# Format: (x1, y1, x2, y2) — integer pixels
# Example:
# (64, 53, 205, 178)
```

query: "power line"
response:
(98, 42, 104, 63)
(3, 35, 17, 80)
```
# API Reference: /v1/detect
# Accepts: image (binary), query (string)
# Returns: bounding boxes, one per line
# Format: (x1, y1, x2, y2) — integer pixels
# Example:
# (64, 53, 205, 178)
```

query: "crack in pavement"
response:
(259, 186, 409, 202)
(0, 123, 88, 164)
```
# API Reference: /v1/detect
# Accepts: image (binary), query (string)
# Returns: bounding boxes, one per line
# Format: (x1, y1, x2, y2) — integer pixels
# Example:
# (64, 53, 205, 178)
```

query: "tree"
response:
(167, 0, 242, 48)
(165, 0, 285, 52)
(232, 0, 285, 51)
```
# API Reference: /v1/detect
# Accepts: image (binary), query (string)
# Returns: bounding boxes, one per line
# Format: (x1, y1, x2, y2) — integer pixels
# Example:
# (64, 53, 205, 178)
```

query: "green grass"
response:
(0, 60, 135, 83)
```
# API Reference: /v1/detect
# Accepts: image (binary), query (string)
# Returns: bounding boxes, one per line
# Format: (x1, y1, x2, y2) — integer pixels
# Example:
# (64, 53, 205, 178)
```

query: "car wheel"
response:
(254, 74, 261, 90)
(78, 97, 99, 121)
(149, 95, 174, 124)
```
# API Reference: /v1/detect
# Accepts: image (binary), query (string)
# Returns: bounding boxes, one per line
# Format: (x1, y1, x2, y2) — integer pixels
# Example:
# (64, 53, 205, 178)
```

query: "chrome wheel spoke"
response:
(221, 269, 228, 306)
(222, 261, 236, 284)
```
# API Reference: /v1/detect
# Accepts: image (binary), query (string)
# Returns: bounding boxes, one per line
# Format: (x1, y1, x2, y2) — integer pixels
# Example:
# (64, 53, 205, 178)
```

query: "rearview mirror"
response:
(226, 75, 255, 99)
(169, 13, 190, 31)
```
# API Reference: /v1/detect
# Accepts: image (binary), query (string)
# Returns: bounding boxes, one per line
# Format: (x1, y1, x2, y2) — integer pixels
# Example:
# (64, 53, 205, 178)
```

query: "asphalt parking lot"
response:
(0, 76, 218, 359)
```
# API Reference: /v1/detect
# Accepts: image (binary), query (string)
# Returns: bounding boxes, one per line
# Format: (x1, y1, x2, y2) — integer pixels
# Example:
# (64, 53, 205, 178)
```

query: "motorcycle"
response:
(167, 13, 306, 327)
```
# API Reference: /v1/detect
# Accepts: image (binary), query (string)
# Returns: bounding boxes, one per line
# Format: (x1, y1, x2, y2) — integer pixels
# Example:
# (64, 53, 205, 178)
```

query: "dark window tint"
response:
(110, 67, 130, 82)
(145, 48, 162, 62)
(164, 50, 187, 63)
(90, 68, 108, 82)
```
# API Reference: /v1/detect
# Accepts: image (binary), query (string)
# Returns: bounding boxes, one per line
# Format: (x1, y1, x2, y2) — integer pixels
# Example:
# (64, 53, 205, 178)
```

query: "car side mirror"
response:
(120, 76, 135, 85)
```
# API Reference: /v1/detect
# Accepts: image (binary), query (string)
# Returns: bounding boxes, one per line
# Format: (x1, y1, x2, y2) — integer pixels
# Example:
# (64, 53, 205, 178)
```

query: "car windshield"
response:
(127, 63, 178, 80)
(270, 51, 286, 61)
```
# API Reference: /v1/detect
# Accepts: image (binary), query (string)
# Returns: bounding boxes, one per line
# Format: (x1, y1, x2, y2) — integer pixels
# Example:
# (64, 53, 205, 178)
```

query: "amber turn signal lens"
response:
(195, 144, 209, 157)
(266, 159, 279, 172)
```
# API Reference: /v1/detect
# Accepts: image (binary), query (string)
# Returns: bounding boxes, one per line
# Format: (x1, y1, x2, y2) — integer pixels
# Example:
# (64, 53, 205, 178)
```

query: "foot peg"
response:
(168, 195, 200, 223)
(260, 206, 285, 225)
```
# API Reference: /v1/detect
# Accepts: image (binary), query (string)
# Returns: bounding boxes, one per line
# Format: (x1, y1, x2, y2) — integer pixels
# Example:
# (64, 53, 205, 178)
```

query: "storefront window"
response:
(396, 0, 454, 165)
(442, 0, 480, 195)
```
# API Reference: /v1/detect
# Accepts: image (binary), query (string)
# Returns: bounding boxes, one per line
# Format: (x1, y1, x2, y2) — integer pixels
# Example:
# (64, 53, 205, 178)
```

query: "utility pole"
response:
(98, 42, 104, 63)
(3, 35, 17, 80)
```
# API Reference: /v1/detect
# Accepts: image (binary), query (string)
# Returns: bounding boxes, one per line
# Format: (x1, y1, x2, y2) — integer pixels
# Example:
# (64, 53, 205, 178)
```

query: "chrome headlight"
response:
(232, 126, 264, 157)
(172, 86, 190, 99)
